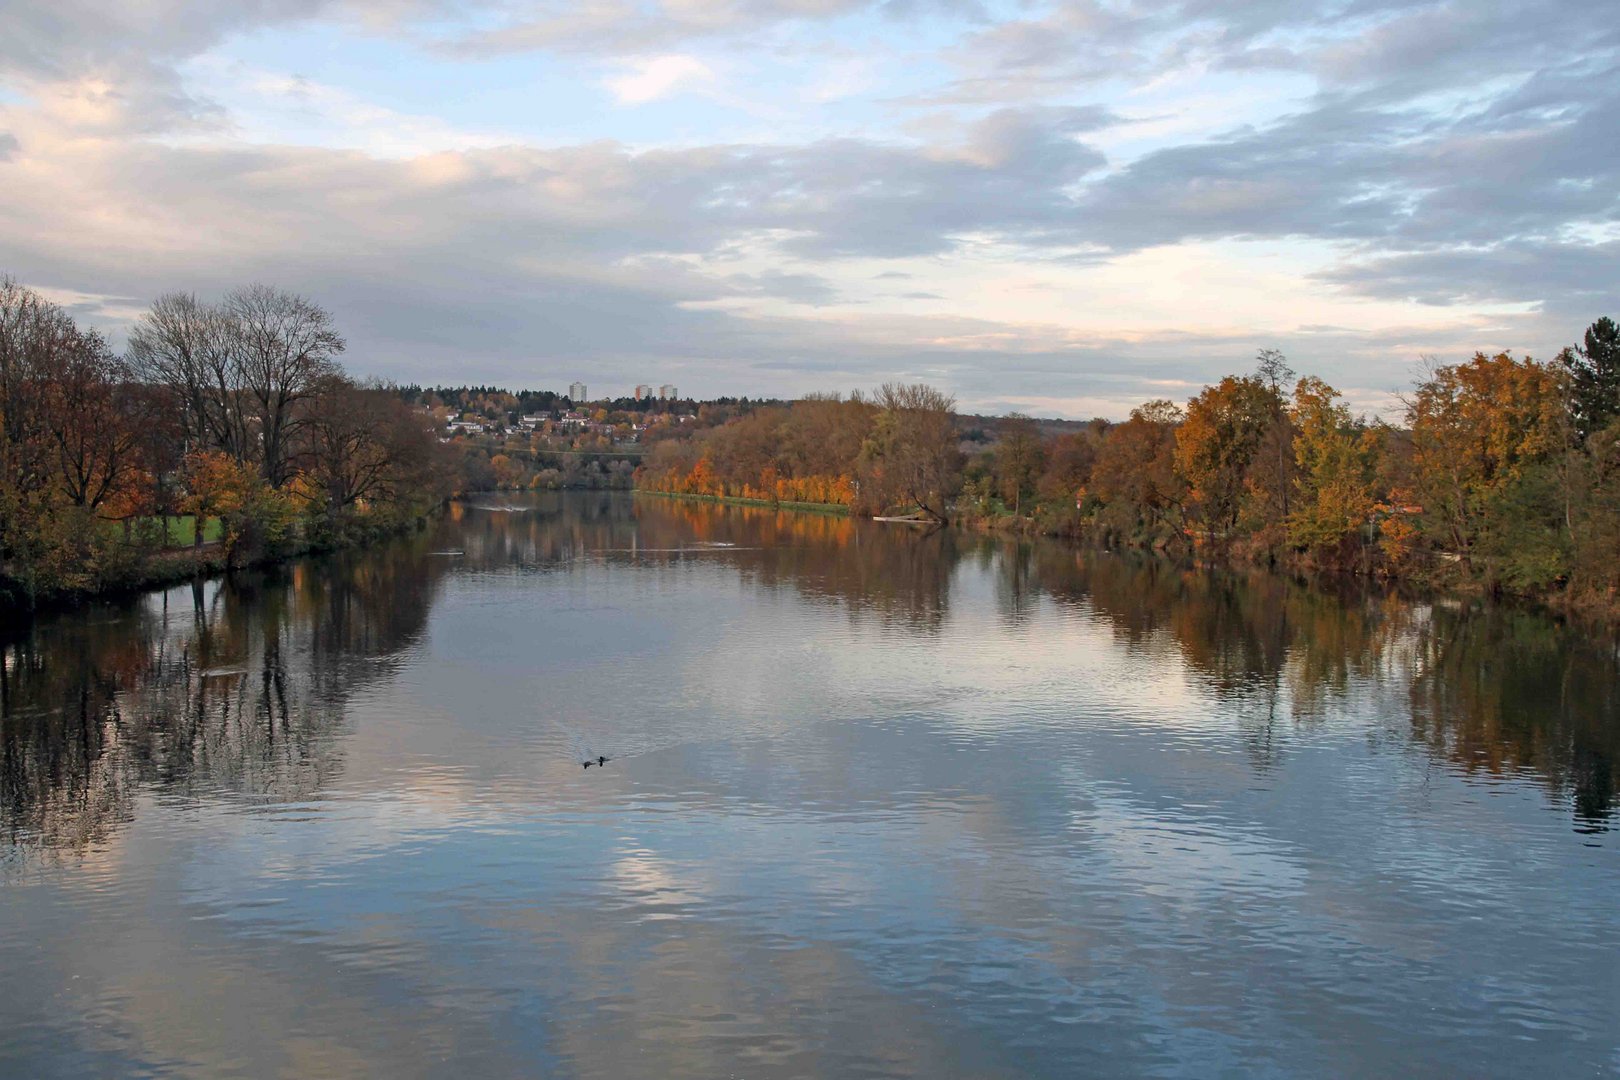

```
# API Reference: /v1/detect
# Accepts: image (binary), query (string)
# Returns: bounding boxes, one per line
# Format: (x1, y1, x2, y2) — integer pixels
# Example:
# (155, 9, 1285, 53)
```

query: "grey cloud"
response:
(1, 0, 1615, 411)
(0, 0, 327, 77)
(724, 270, 843, 305)
(1317, 240, 1620, 314)
(1067, 76, 1620, 256)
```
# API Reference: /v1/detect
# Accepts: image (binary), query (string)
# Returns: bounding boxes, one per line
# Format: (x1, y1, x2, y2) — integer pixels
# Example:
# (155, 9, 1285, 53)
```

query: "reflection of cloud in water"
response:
(5, 492, 1620, 1078)
(1074, 791, 1308, 899)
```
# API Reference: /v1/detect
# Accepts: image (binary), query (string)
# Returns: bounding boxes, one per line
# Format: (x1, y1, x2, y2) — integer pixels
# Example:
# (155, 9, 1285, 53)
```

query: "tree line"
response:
(0, 278, 455, 609)
(636, 318, 1620, 614)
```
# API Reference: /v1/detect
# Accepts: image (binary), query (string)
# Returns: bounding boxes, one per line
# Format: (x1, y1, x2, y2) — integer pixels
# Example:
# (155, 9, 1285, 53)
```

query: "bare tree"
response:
(225, 284, 345, 486)
(860, 383, 961, 521)
(0, 278, 75, 511)
(127, 292, 250, 464)
(300, 376, 437, 516)
(42, 327, 142, 509)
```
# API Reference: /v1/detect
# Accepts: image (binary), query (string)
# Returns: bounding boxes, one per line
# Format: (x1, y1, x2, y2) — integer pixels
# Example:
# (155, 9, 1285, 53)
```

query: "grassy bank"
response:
(3, 505, 444, 620)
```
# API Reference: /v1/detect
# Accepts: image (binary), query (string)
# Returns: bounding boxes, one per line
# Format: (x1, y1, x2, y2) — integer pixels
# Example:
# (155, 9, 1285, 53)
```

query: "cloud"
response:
(603, 53, 716, 103)
(0, 0, 1615, 414)
(441, 0, 916, 58)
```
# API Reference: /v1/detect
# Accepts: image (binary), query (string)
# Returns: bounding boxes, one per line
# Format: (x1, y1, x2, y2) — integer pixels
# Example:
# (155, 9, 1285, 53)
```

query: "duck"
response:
(597, 756, 609, 767)
(582, 760, 593, 769)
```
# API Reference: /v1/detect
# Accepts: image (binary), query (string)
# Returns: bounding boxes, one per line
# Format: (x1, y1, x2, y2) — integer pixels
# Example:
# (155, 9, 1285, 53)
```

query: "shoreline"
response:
(632, 485, 1616, 626)
(1, 506, 443, 625)
(955, 508, 1620, 626)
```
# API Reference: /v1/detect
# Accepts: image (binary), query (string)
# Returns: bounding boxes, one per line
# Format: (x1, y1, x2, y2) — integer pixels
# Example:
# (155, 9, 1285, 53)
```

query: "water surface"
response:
(3, 492, 1617, 1077)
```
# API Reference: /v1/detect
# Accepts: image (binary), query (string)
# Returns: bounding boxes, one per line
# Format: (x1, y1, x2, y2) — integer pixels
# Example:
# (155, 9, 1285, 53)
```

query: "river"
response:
(2, 492, 1617, 1077)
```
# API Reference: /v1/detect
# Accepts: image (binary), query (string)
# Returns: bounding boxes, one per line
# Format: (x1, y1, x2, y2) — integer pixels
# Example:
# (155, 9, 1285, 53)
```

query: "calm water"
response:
(3, 492, 1618, 1078)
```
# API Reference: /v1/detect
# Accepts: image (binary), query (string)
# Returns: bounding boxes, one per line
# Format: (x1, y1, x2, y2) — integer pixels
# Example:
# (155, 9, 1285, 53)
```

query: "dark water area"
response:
(3, 492, 1618, 1078)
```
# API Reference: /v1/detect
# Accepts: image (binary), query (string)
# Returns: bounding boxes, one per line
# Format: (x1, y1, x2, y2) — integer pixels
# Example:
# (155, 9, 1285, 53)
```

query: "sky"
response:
(0, 0, 1615, 417)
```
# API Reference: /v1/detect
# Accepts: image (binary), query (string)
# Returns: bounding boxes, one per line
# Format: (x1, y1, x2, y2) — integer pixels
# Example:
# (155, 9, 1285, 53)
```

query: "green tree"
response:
(1558, 316, 1620, 442)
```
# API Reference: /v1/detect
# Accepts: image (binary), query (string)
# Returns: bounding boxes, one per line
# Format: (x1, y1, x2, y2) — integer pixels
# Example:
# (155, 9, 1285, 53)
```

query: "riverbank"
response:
(0, 505, 444, 622)
(956, 504, 1620, 625)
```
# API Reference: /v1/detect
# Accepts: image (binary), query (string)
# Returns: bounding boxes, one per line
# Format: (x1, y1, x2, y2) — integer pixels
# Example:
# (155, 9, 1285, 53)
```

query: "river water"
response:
(2, 492, 1617, 1078)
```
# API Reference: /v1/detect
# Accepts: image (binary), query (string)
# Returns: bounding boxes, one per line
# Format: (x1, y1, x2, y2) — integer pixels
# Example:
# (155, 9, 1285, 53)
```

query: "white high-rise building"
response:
(634, 384, 653, 401)
(568, 381, 587, 402)
(659, 385, 678, 400)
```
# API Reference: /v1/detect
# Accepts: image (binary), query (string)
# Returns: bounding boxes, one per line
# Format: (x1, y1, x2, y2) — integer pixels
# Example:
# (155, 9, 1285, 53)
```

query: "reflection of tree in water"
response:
(623, 496, 1620, 826)
(989, 540, 1041, 628)
(639, 499, 960, 633)
(1407, 606, 1620, 832)
(8, 492, 1616, 852)
(1035, 546, 1619, 827)
(464, 494, 962, 633)
(0, 529, 451, 858)
(442, 492, 961, 631)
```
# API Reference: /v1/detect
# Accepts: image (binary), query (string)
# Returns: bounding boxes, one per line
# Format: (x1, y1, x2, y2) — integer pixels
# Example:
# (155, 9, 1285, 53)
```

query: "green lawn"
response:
(104, 515, 225, 547)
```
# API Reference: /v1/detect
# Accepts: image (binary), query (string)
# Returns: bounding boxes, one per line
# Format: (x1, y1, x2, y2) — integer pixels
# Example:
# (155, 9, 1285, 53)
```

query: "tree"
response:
(1175, 376, 1278, 544)
(0, 279, 71, 510)
(300, 377, 440, 516)
(1559, 316, 1620, 442)
(179, 449, 296, 563)
(1091, 400, 1185, 543)
(995, 414, 1045, 515)
(127, 292, 250, 464)
(1286, 376, 1377, 559)
(857, 383, 961, 521)
(41, 327, 143, 510)
(1251, 348, 1298, 530)
(1255, 348, 1295, 395)
(226, 284, 345, 486)
(778, 394, 874, 483)
(1406, 352, 1567, 586)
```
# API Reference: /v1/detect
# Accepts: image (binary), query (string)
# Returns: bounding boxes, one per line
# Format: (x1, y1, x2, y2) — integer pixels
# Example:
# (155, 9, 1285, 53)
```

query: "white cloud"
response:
(0, 0, 1614, 413)
(603, 54, 715, 104)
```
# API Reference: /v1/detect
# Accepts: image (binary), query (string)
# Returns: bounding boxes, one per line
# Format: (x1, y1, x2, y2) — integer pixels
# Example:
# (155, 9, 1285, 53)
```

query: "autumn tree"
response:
(859, 383, 961, 521)
(1248, 348, 1298, 534)
(1285, 376, 1378, 560)
(0, 278, 71, 523)
(777, 394, 874, 481)
(179, 449, 297, 563)
(1038, 428, 1101, 506)
(41, 327, 143, 510)
(1175, 376, 1279, 545)
(1406, 352, 1567, 587)
(1091, 400, 1184, 544)
(995, 414, 1045, 514)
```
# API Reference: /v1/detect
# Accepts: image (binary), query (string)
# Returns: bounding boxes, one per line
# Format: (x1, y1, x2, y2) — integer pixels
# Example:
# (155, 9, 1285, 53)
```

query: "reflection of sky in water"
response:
(1, 492, 1617, 1078)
